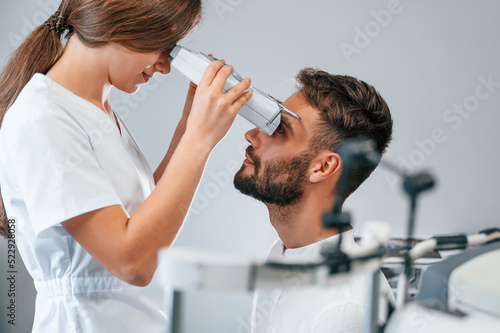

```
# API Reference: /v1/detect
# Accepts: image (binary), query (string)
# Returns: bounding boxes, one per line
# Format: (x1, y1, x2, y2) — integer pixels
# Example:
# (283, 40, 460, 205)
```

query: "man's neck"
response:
(266, 194, 340, 250)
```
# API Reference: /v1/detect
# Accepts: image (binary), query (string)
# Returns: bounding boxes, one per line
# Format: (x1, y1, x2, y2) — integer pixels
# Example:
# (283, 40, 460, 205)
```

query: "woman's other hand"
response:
(181, 81, 198, 121)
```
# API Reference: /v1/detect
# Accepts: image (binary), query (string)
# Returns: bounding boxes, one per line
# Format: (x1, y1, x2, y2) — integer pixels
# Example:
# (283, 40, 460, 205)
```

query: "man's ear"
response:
(309, 152, 341, 183)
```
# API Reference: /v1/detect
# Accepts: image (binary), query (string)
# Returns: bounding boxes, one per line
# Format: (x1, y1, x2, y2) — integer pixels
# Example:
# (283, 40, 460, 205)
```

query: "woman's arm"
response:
(153, 82, 197, 184)
(62, 61, 253, 286)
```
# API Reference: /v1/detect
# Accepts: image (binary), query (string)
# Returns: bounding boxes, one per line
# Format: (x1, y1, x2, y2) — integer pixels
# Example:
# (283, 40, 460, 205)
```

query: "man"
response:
(233, 68, 394, 332)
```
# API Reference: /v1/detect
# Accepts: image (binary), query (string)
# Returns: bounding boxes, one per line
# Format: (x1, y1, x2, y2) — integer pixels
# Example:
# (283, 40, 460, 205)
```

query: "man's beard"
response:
(233, 146, 313, 206)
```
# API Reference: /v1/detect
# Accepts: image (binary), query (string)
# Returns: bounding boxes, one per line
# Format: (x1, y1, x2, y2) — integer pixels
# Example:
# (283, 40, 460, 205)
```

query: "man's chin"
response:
(235, 163, 252, 178)
(233, 170, 254, 194)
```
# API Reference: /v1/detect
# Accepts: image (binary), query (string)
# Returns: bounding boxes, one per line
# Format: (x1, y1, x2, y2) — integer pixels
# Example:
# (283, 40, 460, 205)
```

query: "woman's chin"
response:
(122, 84, 142, 95)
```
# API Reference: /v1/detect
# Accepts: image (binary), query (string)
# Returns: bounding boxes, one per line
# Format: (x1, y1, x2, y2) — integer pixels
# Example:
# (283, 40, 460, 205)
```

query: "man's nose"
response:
(244, 127, 262, 148)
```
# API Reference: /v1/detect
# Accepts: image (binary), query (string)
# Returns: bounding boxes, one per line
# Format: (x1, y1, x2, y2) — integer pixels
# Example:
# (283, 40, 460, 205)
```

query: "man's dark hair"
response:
(296, 68, 393, 202)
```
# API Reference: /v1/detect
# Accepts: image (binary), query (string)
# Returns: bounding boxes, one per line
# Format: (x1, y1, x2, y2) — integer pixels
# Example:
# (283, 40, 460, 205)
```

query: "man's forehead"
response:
(281, 91, 320, 127)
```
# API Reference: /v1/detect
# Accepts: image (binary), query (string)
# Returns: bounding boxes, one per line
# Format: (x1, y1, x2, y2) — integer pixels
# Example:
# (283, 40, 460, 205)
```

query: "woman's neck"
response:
(46, 36, 113, 116)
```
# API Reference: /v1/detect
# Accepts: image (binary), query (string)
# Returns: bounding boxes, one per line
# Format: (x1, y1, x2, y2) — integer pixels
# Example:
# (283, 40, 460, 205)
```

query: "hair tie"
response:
(44, 11, 71, 35)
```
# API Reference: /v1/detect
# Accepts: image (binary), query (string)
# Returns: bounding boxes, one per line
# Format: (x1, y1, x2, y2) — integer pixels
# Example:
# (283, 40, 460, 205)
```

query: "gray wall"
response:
(1, 0, 499, 332)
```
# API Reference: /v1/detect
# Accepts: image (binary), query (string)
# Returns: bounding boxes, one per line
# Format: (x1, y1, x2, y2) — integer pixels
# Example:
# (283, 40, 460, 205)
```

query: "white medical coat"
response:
(250, 230, 394, 333)
(0, 74, 167, 332)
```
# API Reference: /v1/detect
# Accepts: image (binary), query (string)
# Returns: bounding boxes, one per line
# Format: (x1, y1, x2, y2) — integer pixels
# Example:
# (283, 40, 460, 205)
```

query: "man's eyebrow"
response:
(280, 113, 295, 136)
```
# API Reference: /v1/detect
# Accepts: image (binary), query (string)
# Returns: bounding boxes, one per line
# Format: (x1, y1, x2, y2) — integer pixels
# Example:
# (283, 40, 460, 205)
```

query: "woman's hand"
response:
(185, 60, 253, 148)
(153, 57, 248, 183)
(181, 54, 220, 120)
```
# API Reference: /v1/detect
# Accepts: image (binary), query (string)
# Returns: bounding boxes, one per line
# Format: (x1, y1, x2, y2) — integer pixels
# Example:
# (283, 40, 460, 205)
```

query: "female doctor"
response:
(0, 0, 253, 332)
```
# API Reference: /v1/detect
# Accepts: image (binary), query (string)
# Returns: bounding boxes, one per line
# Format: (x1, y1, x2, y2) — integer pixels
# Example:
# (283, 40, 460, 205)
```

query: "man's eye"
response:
(275, 124, 285, 134)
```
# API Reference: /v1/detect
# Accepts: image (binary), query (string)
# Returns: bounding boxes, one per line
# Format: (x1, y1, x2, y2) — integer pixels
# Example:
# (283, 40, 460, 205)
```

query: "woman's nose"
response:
(156, 51, 171, 74)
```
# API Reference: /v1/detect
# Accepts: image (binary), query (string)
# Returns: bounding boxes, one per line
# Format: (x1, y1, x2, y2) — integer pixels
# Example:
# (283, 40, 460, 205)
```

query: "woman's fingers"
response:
(198, 60, 225, 87)
(225, 77, 252, 103)
(200, 60, 251, 105)
(210, 64, 234, 91)
(231, 89, 253, 110)
(185, 56, 253, 147)
(207, 62, 252, 105)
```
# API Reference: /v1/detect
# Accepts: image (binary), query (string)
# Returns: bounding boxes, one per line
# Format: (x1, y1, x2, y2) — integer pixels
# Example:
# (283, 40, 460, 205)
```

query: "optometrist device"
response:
(168, 45, 300, 135)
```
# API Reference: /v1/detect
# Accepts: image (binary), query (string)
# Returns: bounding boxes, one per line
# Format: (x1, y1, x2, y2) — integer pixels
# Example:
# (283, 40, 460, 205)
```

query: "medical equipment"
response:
(385, 230, 500, 333)
(158, 221, 391, 333)
(168, 45, 300, 135)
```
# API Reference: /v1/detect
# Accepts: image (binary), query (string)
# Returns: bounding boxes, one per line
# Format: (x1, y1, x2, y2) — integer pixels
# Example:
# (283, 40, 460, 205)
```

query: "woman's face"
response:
(103, 43, 171, 93)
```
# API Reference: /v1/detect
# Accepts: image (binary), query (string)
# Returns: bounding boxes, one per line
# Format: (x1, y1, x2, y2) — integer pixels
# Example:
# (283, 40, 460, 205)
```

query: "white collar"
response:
(271, 230, 357, 264)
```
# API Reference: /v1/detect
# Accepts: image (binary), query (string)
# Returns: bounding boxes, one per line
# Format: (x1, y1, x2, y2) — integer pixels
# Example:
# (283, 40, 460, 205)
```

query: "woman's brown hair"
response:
(0, 0, 202, 237)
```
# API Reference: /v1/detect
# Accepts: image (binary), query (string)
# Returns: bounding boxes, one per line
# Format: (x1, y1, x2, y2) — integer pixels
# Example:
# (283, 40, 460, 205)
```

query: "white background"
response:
(1, 0, 499, 332)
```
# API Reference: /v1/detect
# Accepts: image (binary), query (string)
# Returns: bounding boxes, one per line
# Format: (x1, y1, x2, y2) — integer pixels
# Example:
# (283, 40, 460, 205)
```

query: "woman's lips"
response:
(142, 72, 151, 83)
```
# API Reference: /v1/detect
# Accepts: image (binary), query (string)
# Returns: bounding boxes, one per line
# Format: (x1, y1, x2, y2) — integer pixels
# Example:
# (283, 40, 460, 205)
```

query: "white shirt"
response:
(251, 230, 394, 333)
(0, 74, 166, 332)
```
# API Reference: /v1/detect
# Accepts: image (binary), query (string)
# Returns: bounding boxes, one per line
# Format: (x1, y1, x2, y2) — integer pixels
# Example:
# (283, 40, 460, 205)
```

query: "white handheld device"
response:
(168, 45, 300, 135)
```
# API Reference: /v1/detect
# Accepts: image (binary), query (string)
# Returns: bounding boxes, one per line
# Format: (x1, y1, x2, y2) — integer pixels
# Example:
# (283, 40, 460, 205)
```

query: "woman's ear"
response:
(309, 152, 341, 183)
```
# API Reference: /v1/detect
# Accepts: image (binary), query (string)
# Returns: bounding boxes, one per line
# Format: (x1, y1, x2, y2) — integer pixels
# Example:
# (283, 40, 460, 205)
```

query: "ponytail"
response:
(0, 11, 69, 237)
(0, 20, 67, 126)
